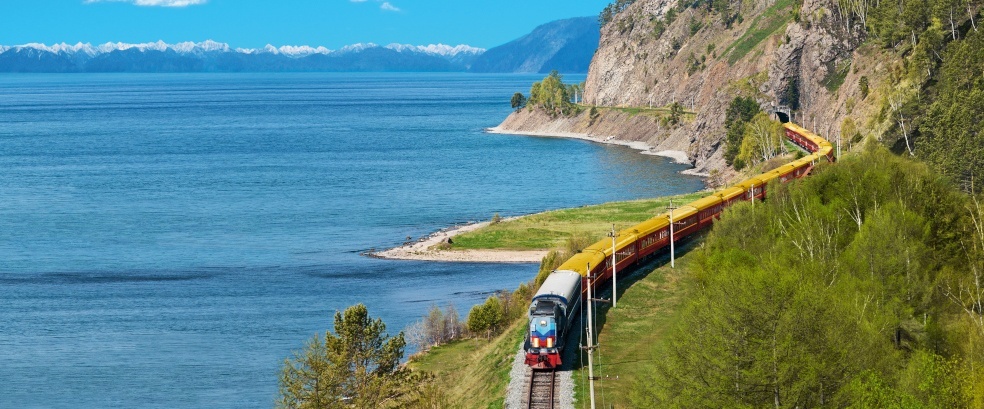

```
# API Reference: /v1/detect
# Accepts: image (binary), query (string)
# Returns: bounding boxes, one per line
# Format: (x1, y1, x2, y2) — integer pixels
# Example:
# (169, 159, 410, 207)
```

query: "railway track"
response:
(527, 369, 556, 409)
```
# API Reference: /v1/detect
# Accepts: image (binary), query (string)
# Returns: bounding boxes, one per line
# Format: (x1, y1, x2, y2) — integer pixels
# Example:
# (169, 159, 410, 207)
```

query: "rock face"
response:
(497, 0, 870, 177)
(498, 108, 695, 155)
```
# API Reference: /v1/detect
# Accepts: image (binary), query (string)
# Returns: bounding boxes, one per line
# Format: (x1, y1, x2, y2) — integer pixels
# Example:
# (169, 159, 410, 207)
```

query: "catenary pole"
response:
(609, 224, 617, 308)
(585, 264, 597, 409)
(668, 199, 677, 269)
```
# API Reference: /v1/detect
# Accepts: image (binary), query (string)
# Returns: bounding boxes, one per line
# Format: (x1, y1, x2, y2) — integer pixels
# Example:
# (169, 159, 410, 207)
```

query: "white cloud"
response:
(84, 0, 207, 7)
(349, 0, 401, 12)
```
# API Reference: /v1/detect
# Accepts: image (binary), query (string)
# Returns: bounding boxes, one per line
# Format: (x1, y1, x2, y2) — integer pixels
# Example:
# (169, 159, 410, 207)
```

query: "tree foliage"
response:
(724, 96, 762, 169)
(599, 0, 636, 26)
(736, 112, 786, 168)
(526, 71, 581, 118)
(467, 296, 504, 339)
(510, 92, 527, 111)
(405, 304, 463, 352)
(278, 304, 413, 409)
(665, 101, 685, 126)
(646, 146, 984, 407)
(917, 29, 984, 191)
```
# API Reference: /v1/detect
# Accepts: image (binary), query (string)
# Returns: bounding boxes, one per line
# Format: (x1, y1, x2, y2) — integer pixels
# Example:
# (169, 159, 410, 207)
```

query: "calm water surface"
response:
(0, 73, 703, 407)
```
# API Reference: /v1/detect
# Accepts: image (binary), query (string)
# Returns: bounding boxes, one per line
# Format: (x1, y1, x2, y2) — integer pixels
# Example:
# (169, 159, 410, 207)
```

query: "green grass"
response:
(725, 0, 797, 64)
(571, 246, 697, 408)
(451, 192, 708, 251)
(410, 243, 700, 409)
(408, 320, 526, 408)
(823, 60, 852, 92)
(581, 104, 697, 118)
(412, 192, 710, 407)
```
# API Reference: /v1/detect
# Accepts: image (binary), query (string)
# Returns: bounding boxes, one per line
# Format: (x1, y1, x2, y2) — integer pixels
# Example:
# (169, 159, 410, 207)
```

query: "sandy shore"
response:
(486, 126, 692, 165)
(369, 219, 548, 263)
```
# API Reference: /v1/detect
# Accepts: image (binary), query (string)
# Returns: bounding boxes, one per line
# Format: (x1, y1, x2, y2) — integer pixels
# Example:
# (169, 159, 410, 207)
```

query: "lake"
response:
(0, 72, 703, 407)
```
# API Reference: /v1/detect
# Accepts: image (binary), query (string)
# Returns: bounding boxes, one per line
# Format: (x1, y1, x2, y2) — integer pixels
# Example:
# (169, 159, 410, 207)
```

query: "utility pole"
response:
(608, 224, 617, 308)
(584, 264, 597, 409)
(667, 200, 677, 269)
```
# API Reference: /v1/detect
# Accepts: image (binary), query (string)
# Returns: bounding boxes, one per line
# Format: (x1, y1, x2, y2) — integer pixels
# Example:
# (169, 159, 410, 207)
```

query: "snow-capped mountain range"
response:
(0, 40, 486, 72)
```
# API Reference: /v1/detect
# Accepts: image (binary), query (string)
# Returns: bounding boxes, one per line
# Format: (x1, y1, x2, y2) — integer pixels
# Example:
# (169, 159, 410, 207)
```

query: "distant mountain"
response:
(0, 41, 486, 73)
(468, 17, 600, 74)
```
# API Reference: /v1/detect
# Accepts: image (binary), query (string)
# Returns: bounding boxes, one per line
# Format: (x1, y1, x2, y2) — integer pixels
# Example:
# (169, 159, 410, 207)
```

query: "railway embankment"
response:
(407, 225, 702, 408)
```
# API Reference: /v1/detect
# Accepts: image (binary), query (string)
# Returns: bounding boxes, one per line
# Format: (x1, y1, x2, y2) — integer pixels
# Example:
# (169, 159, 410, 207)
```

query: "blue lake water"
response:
(0, 72, 703, 407)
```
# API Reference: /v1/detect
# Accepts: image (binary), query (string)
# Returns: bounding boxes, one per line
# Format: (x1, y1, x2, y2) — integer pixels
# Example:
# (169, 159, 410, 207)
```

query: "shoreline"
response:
(485, 126, 696, 169)
(368, 217, 548, 263)
(371, 126, 707, 263)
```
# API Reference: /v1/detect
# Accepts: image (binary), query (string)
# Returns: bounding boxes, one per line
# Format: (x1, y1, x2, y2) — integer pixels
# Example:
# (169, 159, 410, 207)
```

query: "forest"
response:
(643, 145, 984, 407)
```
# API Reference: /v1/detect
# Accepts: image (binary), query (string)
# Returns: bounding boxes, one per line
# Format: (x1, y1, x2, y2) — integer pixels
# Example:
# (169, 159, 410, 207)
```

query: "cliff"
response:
(497, 0, 882, 178)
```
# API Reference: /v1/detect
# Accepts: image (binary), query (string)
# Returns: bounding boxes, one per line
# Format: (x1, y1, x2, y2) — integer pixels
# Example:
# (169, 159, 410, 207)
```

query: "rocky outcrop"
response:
(496, 0, 873, 178)
(769, 0, 866, 128)
(496, 107, 726, 177)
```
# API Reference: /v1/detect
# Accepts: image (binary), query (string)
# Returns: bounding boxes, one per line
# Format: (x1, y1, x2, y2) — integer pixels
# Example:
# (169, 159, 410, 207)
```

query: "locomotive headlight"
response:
(540, 320, 547, 326)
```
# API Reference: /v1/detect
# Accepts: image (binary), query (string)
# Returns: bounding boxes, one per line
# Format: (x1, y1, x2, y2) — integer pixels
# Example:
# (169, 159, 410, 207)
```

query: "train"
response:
(524, 121, 834, 369)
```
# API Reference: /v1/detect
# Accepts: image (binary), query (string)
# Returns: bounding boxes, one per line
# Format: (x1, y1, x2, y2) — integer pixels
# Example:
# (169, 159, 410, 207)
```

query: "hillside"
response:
(468, 17, 601, 73)
(498, 0, 983, 186)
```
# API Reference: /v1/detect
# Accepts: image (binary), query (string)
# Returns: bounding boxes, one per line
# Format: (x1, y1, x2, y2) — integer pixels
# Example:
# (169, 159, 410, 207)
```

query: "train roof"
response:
(687, 195, 723, 211)
(757, 169, 782, 184)
(671, 205, 698, 220)
(533, 271, 582, 307)
(556, 249, 606, 276)
(734, 176, 765, 191)
(787, 123, 834, 155)
(817, 145, 833, 158)
(788, 156, 814, 169)
(717, 186, 746, 201)
(774, 164, 795, 175)
(613, 229, 639, 250)
(633, 215, 670, 236)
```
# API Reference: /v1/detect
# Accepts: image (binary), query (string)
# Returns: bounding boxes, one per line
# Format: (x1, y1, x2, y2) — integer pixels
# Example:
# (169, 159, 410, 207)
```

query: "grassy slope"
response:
(724, 0, 797, 64)
(408, 321, 526, 409)
(412, 193, 706, 408)
(408, 254, 696, 409)
(451, 192, 707, 250)
(571, 247, 696, 408)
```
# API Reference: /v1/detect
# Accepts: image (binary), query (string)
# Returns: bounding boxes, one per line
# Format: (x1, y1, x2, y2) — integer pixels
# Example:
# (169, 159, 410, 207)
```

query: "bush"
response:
(467, 296, 503, 339)
(406, 304, 463, 352)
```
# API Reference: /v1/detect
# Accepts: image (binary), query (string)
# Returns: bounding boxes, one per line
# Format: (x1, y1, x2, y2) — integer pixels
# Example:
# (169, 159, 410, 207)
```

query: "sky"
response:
(0, 0, 611, 49)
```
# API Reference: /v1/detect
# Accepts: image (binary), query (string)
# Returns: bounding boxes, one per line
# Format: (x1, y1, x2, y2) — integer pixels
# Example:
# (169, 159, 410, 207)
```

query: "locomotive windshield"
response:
(532, 301, 556, 316)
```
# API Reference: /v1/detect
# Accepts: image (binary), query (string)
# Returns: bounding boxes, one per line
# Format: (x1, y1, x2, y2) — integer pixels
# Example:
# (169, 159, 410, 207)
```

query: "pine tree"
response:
(278, 304, 412, 408)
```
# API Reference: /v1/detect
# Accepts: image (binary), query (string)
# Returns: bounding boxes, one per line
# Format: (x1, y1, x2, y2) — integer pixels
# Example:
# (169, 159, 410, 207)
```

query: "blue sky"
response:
(0, 0, 610, 49)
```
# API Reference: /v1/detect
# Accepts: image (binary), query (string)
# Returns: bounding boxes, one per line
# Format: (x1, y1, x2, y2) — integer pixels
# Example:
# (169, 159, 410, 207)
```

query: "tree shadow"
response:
(563, 232, 705, 372)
